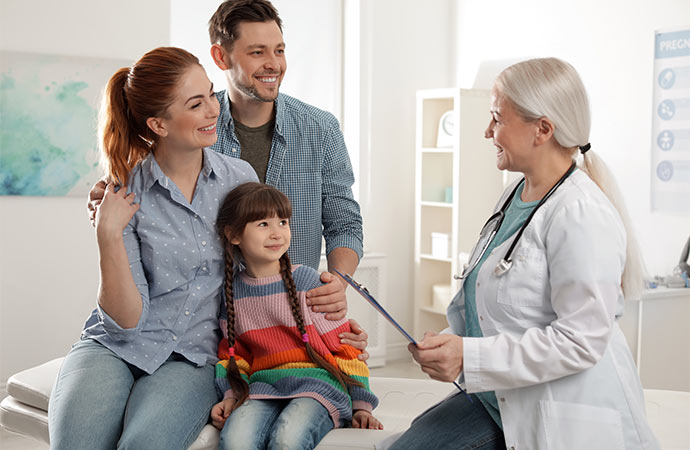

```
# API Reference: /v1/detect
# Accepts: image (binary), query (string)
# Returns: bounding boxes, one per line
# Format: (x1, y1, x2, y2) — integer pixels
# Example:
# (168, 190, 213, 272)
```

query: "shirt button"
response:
(202, 241, 207, 246)
(172, 335, 178, 341)
(479, 315, 484, 321)
(232, 148, 237, 153)
(202, 266, 208, 271)
(196, 286, 201, 290)
(500, 397, 506, 402)
(185, 311, 190, 316)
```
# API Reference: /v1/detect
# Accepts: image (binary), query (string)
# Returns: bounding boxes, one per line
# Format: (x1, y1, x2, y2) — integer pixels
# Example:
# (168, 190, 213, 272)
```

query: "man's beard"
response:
(236, 78, 280, 103)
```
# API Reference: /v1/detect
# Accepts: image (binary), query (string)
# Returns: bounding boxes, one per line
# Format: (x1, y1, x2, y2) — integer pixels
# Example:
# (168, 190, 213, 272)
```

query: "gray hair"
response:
(495, 57, 590, 149)
(496, 57, 645, 300)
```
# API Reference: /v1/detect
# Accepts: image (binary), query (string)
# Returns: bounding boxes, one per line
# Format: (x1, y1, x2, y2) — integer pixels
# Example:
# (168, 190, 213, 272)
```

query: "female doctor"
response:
(389, 58, 659, 450)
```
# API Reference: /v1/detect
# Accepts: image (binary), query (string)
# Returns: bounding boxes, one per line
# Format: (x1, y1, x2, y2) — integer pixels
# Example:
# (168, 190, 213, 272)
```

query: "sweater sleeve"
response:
(296, 268, 378, 411)
(315, 318, 379, 412)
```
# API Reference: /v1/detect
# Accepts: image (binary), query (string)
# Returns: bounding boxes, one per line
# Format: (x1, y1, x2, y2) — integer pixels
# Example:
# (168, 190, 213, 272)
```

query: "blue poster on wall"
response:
(0, 51, 131, 197)
(651, 28, 690, 213)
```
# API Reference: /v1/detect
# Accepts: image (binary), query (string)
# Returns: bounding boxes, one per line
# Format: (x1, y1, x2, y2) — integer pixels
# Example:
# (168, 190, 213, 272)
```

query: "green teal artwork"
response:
(0, 51, 130, 196)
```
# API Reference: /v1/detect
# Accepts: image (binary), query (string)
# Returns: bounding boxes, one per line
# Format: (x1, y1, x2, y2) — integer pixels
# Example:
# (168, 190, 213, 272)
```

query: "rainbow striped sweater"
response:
(215, 264, 378, 426)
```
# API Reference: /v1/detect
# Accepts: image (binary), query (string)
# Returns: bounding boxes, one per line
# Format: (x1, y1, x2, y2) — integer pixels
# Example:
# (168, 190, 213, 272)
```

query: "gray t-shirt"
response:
(234, 118, 274, 183)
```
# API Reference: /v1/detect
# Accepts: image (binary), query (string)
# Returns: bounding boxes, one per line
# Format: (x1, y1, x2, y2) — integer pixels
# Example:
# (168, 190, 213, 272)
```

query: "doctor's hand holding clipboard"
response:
(334, 269, 472, 402)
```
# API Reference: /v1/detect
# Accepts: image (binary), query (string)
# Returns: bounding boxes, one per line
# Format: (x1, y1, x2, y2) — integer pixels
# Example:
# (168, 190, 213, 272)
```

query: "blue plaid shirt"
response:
(82, 149, 258, 374)
(211, 91, 363, 270)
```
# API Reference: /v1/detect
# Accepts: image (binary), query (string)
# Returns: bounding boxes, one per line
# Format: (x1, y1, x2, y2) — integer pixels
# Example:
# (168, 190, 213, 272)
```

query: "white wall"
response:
(359, 0, 457, 357)
(0, 0, 171, 384)
(454, 0, 690, 278)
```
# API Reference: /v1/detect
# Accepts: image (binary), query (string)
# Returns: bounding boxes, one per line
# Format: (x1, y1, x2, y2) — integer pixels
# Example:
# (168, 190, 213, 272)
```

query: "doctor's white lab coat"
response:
(447, 169, 659, 450)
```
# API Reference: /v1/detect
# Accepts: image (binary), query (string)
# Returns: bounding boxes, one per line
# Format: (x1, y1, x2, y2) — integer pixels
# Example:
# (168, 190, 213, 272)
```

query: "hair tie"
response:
(579, 143, 591, 155)
(228, 347, 235, 357)
(301, 333, 310, 343)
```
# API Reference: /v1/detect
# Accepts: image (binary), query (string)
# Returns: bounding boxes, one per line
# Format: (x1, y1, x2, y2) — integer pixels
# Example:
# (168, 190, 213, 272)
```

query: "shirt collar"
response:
(140, 148, 217, 192)
(200, 147, 217, 178)
(274, 93, 285, 136)
(218, 90, 284, 138)
(141, 152, 164, 191)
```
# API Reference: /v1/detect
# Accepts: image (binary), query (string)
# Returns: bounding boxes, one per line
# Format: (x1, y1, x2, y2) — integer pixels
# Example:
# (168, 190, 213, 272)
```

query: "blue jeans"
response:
(218, 397, 334, 450)
(48, 338, 218, 450)
(388, 392, 505, 450)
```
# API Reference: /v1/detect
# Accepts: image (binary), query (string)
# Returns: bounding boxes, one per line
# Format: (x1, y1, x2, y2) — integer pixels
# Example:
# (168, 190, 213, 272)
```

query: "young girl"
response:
(211, 182, 382, 450)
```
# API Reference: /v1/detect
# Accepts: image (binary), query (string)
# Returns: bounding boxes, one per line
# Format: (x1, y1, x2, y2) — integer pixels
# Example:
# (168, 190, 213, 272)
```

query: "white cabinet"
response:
(413, 89, 504, 337)
(618, 288, 690, 391)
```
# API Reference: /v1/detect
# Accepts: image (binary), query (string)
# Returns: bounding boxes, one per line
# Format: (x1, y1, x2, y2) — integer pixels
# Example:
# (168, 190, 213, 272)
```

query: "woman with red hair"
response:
(48, 47, 258, 450)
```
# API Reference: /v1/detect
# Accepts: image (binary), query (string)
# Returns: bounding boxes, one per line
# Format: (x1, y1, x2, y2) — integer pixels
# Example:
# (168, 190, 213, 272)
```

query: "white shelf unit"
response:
(413, 88, 505, 338)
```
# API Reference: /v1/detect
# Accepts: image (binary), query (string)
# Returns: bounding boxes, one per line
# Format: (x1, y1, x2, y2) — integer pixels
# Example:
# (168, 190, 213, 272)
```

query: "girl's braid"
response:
(279, 254, 304, 332)
(279, 253, 363, 390)
(224, 250, 237, 345)
(223, 250, 249, 407)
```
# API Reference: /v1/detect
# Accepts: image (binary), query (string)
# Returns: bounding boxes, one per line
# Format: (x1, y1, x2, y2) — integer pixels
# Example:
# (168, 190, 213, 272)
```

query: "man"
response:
(89, 0, 366, 350)
(207, 0, 363, 319)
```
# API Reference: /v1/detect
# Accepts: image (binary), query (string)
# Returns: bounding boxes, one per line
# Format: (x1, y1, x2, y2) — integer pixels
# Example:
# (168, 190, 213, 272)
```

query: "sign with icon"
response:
(651, 27, 690, 213)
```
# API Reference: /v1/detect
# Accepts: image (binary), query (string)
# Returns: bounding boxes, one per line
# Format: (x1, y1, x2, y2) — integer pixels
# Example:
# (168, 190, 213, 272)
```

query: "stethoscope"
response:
(454, 161, 577, 280)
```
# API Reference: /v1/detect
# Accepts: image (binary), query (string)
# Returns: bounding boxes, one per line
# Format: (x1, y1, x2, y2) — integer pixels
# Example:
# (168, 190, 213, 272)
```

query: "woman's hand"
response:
(210, 398, 237, 430)
(95, 183, 139, 240)
(306, 271, 347, 320)
(409, 332, 464, 383)
(352, 410, 384, 430)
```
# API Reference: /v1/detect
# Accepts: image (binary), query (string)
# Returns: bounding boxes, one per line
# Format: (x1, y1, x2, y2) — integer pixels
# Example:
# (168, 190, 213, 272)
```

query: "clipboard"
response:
(334, 269, 472, 402)
(334, 269, 417, 345)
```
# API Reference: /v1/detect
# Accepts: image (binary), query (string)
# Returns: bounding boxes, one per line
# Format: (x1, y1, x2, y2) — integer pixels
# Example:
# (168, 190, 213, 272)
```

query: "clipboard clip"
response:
(339, 272, 371, 295)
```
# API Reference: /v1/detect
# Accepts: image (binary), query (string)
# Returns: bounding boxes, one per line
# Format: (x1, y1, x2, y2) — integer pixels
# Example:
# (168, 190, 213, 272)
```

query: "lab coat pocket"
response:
(496, 247, 548, 307)
(539, 400, 625, 450)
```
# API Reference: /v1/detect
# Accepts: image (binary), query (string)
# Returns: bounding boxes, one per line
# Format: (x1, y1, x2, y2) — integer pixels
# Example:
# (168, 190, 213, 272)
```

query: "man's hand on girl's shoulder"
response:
(306, 271, 347, 319)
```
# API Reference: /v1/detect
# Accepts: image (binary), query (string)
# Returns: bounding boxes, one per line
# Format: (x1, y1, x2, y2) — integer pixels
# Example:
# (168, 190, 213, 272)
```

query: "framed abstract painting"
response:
(0, 51, 131, 196)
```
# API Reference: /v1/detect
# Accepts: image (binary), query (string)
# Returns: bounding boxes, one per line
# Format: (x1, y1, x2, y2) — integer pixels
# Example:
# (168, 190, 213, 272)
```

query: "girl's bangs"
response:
(243, 188, 292, 223)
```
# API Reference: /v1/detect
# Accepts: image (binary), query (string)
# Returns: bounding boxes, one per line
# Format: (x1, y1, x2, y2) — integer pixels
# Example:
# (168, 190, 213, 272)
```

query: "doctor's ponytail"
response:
(580, 148, 645, 300)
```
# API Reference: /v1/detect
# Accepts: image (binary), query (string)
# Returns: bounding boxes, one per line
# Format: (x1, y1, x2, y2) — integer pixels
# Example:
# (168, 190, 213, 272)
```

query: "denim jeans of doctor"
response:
(48, 338, 217, 450)
(388, 392, 505, 450)
(218, 397, 335, 450)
